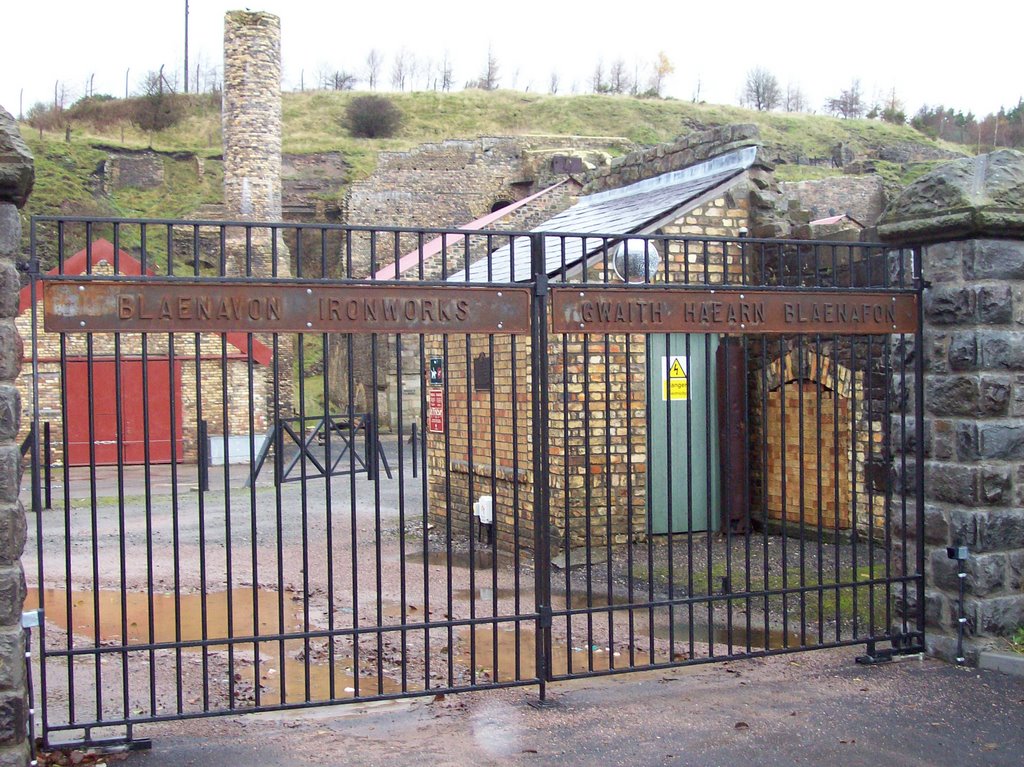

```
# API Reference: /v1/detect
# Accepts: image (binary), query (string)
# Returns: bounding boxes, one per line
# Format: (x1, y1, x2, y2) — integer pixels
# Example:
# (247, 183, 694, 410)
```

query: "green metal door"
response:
(649, 333, 720, 534)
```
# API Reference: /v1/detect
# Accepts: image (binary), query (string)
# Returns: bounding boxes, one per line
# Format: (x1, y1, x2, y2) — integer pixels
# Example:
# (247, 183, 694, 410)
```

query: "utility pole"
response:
(125, 67, 130, 99)
(184, 0, 190, 94)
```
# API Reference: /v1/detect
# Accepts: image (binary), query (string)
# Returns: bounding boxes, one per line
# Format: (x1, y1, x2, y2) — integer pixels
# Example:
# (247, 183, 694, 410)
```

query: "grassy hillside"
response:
(17, 89, 966, 231)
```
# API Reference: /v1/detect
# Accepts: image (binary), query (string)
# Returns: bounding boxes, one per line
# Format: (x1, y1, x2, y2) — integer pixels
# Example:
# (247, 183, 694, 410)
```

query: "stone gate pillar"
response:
(0, 106, 33, 767)
(879, 149, 1024, 663)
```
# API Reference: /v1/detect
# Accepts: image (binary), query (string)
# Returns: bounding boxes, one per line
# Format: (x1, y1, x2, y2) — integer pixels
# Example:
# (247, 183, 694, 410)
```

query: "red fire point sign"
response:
(428, 388, 444, 433)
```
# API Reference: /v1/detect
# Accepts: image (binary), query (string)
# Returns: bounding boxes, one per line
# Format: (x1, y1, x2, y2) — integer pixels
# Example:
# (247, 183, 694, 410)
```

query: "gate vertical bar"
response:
(530, 233, 552, 697)
(913, 246, 927, 644)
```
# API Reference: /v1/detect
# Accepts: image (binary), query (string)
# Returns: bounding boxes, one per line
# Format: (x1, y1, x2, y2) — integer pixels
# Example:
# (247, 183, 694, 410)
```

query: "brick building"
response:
(424, 126, 889, 554)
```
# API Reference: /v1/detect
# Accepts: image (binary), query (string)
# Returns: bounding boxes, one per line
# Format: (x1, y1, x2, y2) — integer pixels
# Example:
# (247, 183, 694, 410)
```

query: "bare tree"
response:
(325, 70, 357, 91)
(421, 58, 435, 90)
(477, 46, 500, 90)
(366, 49, 382, 90)
(391, 48, 411, 91)
(743, 66, 781, 111)
(647, 51, 674, 97)
(549, 71, 560, 95)
(131, 65, 184, 141)
(609, 59, 630, 95)
(825, 80, 864, 119)
(881, 87, 906, 124)
(440, 51, 454, 92)
(784, 83, 806, 113)
(591, 59, 607, 93)
(53, 80, 71, 111)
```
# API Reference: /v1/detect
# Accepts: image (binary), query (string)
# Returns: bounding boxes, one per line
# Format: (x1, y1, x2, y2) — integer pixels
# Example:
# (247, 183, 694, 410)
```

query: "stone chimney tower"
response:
(221, 10, 293, 413)
(222, 10, 289, 276)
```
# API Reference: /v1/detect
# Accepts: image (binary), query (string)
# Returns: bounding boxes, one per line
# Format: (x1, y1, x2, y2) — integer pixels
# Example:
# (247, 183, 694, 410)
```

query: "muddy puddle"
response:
(29, 576, 798, 708)
(28, 587, 401, 704)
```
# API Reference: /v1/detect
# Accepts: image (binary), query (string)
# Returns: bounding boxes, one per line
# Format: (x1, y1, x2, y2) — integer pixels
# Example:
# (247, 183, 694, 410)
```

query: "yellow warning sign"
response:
(662, 355, 688, 401)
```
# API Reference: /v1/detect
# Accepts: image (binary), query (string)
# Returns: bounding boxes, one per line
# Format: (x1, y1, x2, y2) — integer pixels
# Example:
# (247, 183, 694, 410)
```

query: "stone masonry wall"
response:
(345, 135, 629, 234)
(779, 175, 887, 227)
(879, 149, 1024, 662)
(0, 106, 32, 767)
(898, 238, 1024, 661)
(583, 124, 760, 195)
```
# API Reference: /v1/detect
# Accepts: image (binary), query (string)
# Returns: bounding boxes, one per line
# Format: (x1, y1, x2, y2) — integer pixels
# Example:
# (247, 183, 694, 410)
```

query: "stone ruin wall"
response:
(779, 175, 887, 228)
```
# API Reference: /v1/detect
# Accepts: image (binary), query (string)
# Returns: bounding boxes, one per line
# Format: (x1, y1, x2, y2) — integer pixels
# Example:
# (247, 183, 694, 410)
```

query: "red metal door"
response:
(64, 358, 183, 465)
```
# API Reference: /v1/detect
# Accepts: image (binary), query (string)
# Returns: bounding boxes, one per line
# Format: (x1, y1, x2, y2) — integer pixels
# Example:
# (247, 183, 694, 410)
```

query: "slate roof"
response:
(453, 146, 758, 283)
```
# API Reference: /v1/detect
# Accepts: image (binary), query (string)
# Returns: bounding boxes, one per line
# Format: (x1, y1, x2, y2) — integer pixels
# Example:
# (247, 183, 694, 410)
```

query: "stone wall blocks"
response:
(979, 330, 1024, 370)
(947, 332, 977, 371)
(922, 504, 950, 544)
(0, 209, 18, 259)
(979, 377, 1011, 416)
(930, 548, 962, 592)
(978, 423, 1024, 460)
(976, 285, 1013, 324)
(0, 325, 18, 382)
(0, 743, 29, 767)
(979, 509, 1024, 551)
(921, 241, 966, 283)
(0, 691, 24, 747)
(947, 508, 980, 548)
(0, 450, 19, 506)
(0, 630, 23, 693)
(926, 376, 978, 417)
(0, 568, 23, 628)
(0, 389, 17, 444)
(967, 239, 1024, 280)
(975, 593, 1024, 635)
(1008, 550, 1024, 591)
(967, 552, 1007, 596)
(924, 461, 977, 505)
(923, 285, 975, 325)
(0, 503, 24, 567)
(0, 109, 34, 208)
(954, 421, 978, 461)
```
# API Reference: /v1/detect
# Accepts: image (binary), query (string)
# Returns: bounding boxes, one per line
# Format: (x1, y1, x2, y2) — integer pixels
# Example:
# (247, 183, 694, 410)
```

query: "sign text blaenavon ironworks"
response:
(552, 287, 918, 335)
(43, 281, 533, 334)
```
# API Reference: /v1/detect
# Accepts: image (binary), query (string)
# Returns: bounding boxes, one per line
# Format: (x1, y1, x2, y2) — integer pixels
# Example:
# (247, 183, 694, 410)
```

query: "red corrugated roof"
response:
(18, 239, 273, 365)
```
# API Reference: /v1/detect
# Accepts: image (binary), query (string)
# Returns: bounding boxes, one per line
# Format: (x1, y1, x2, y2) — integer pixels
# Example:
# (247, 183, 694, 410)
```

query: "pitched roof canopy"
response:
(453, 146, 758, 283)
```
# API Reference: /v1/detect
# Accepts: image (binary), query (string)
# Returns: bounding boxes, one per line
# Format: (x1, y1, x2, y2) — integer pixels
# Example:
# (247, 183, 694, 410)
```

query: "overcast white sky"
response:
(2, 1, 1020, 120)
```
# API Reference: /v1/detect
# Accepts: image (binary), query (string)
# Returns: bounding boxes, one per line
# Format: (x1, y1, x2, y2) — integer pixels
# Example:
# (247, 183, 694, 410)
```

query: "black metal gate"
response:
(23, 216, 925, 749)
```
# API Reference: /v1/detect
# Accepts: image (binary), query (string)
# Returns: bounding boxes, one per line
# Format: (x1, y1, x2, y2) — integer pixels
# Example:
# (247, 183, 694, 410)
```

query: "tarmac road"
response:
(128, 647, 1023, 767)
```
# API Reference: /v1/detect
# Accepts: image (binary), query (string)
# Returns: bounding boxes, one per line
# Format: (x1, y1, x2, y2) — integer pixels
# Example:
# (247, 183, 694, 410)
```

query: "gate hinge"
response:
(538, 605, 552, 629)
(16, 259, 39, 275)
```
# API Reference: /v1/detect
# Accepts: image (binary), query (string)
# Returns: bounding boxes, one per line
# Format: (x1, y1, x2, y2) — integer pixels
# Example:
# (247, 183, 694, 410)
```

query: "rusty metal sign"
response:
(552, 287, 918, 335)
(43, 281, 532, 335)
